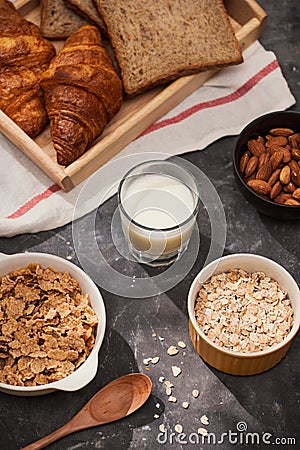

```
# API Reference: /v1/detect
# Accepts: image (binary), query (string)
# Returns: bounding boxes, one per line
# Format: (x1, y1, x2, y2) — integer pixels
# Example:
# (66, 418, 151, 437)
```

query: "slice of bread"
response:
(64, 0, 106, 33)
(40, 0, 89, 39)
(95, 0, 243, 96)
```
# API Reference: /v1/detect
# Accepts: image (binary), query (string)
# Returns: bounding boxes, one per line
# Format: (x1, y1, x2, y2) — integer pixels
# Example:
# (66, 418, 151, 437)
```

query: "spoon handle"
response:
(21, 407, 100, 450)
(21, 421, 76, 450)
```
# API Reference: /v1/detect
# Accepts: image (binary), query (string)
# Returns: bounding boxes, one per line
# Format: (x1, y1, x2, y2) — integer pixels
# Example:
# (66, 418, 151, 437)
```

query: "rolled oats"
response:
(192, 389, 199, 398)
(194, 269, 294, 353)
(175, 424, 183, 433)
(198, 427, 208, 437)
(167, 346, 179, 356)
(171, 365, 182, 377)
(166, 386, 172, 396)
(151, 356, 160, 364)
(200, 415, 209, 425)
(0, 263, 98, 386)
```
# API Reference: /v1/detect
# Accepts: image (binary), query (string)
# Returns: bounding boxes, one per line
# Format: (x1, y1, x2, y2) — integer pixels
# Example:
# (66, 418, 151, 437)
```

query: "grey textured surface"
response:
(0, 0, 299, 449)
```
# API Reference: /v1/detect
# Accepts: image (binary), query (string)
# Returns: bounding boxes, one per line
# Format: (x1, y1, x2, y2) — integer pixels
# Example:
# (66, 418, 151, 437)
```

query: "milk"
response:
(120, 173, 198, 264)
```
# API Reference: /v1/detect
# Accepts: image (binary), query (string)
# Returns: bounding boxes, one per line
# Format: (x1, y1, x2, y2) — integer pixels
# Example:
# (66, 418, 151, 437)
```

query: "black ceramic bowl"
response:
(233, 110, 300, 220)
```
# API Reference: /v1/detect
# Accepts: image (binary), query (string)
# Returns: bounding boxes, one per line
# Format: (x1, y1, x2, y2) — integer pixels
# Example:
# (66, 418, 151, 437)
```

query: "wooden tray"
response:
(0, 0, 267, 191)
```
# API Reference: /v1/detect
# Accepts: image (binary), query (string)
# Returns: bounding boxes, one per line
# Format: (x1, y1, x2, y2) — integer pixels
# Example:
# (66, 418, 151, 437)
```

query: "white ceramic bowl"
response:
(188, 254, 300, 375)
(0, 252, 106, 395)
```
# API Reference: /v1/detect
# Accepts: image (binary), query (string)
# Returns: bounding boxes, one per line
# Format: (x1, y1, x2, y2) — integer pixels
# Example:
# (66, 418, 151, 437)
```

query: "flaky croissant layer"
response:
(0, 0, 56, 137)
(41, 25, 123, 166)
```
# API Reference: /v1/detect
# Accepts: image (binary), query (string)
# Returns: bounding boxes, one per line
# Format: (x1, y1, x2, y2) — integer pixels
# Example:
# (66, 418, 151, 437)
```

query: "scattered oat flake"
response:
(178, 341, 186, 348)
(167, 346, 179, 356)
(154, 414, 159, 419)
(198, 427, 208, 437)
(151, 356, 160, 364)
(152, 333, 157, 338)
(182, 402, 189, 409)
(192, 389, 199, 398)
(159, 376, 165, 383)
(156, 403, 160, 408)
(143, 358, 152, 365)
(200, 415, 209, 425)
(175, 424, 183, 433)
(166, 386, 172, 396)
(168, 396, 177, 403)
(159, 424, 165, 433)
(171, 365, 181, 377)
(164, 380, 174, 388)
(158, 336, 165, 341)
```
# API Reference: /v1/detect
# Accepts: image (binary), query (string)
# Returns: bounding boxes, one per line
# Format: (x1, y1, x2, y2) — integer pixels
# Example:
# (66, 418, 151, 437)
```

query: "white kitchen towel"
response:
(0, 41, 295, 237)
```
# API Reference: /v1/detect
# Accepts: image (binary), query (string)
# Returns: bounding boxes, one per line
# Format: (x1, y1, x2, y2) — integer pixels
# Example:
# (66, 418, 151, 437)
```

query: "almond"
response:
(247, 179, 271, 196)
(282, 149, 292, 163)
(265, 136, 288, 148)
(268, 145, 286, 155)
(291, 148, 300, 161)
(279, 166, 291, 185)
(284, 198, 300, 206)
(268, 168, 281, 186)
(270, 181, 282, 199)
(288, 134, 299, 149)
(257, 136, 265, 144)
(258, 152, 270, 168)
(292, 133, 300, 144)
(245, 155, 258, 177)
(292, 188, 300, 201)
(274, 193, 292, 204)
(256, 162, 272, 181)
(239, 151, 250, 174)
(283, 182, 296, 193)
(247, 139, 266, 157)
(270, 151, 284, 170)
(289, 160, 299, 172)
(270, 128, 294, 137)
(291, 168, 300, 187)
(244, 127, 300, 204)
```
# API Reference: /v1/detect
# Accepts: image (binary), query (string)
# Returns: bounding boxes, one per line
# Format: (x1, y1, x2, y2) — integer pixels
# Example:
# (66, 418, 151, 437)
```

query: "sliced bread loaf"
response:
(64, 0, 106, 32)
(95, 0, 243, 96)
(40, 0, 89, 39)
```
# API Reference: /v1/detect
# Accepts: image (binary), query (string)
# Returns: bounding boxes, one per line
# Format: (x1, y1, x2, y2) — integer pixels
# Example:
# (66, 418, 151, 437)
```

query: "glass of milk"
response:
(118, 160, 200, 266)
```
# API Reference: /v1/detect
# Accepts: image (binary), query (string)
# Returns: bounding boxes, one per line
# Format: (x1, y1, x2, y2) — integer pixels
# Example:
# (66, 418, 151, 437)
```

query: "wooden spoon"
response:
(22, 373, 152, 450)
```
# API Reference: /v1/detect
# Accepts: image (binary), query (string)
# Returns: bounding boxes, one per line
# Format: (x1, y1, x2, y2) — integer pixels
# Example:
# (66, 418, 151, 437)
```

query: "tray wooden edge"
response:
(0, 111, 74, 191)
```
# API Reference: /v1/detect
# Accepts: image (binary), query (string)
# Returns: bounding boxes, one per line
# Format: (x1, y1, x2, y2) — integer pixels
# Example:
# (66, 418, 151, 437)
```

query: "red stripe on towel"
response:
(7, 184, 61, 219)
(139, 59, 279, 137)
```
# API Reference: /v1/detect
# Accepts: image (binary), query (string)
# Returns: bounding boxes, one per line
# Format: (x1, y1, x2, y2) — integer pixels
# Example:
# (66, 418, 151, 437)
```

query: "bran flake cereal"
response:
(0, 264, 98, 386)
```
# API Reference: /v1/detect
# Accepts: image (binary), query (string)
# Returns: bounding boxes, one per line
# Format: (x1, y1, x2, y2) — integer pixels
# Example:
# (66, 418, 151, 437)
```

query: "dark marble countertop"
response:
(0, 1, 299, 449)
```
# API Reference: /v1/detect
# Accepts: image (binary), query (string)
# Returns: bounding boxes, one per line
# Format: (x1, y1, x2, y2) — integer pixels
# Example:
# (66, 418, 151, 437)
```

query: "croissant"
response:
(40, 24, 123, 166)
(0, 0, 56, 137)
